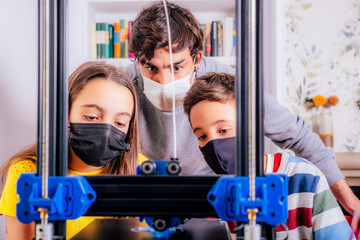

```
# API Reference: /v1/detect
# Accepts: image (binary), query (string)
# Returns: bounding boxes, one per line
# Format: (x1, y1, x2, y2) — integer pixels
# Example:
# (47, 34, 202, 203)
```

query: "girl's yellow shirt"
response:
(0, 153, 147, 239)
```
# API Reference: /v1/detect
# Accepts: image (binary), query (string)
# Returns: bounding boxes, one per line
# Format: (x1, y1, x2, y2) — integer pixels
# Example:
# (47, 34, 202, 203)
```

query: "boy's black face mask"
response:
(199, 137, 235, 174)
(69, 123, 130, 167)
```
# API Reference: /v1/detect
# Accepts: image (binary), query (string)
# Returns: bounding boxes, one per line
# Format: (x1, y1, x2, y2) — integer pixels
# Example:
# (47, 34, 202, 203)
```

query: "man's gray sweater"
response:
(124, 57, 344, 186)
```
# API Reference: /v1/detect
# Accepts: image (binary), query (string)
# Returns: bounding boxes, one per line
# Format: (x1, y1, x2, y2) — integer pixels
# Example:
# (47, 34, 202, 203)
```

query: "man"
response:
(182, 72, 353, 239)
(124, 1, 359, 213)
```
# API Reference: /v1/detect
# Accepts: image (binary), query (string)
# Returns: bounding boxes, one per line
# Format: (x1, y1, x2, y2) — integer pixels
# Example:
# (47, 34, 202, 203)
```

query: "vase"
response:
(318, 107, 333, 149)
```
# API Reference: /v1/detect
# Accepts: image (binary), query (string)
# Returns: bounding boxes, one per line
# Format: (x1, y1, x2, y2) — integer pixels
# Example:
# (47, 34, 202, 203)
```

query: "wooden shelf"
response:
(92, 56, 236, 68)
(88, 0, 235, 15)
(335, 152, 360, 186)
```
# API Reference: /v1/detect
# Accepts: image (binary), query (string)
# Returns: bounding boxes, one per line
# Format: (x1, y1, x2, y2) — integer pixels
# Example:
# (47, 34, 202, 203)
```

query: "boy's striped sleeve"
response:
(312, 174, 353, 239)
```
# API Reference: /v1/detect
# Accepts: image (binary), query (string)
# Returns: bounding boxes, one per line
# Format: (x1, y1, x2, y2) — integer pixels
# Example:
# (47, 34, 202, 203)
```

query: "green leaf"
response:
(307, 82, 317, 88)
(306, 72, 318, 78)
(345, 44, 353, 52)
(286, 58, 291, 67)
(306, 90, 315, 95)
(288, 67, 292, 75)
(301, 58, 308, 67)
(311, 44, 316, 53)
(312, 64, 323, 69)
(296, 87, 301, 101)
(292, 106, 300, 115)
(302, 3, 312, 9)
(345, 145, 356, 152)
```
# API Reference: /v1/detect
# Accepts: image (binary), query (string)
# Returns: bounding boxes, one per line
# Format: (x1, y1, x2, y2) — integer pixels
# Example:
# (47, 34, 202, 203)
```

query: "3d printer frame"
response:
(31, 0, 278, 239)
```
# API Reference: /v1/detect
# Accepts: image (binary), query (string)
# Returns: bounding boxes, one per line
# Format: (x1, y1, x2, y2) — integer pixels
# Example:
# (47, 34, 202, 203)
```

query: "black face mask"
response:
(69, 123, 130, 167)
(199, 137, 235, 174)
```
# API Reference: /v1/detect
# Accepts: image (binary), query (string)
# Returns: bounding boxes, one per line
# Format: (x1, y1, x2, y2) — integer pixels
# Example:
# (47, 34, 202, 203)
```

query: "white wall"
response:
(0, 0, 38, 238)
(284, 0, 360, 152)
(263, 1, 284, 153)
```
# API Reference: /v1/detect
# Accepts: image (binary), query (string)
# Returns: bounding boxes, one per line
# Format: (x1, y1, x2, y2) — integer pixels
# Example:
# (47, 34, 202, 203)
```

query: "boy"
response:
(183, 72, 352, 239)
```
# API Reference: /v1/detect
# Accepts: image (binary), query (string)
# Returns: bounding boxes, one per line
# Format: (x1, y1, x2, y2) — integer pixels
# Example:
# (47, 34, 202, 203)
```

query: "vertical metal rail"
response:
(54, 0, 68, 180)
(247, 0, 259, 238)
(235, 0, 257, 200)
(53, 0, 68, 237)
(255, 0, 264, 180)
(248, 0, 257, 202)
(36, 0, 43, 180)
(235, 0, 248, 178)
(236, 0, 274, 239)
(37, 3, 51, 230)
(235, 0, 248, 237)
(37, 0, 68, 238)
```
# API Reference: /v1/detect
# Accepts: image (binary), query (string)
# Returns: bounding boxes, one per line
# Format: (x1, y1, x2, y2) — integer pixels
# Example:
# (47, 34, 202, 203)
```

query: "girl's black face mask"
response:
(199, 137, 235, 174)
(69, 123, 130, 167)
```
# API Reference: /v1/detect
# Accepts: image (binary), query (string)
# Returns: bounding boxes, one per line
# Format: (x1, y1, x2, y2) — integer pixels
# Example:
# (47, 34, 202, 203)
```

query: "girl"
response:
(0, 61, 140, 239)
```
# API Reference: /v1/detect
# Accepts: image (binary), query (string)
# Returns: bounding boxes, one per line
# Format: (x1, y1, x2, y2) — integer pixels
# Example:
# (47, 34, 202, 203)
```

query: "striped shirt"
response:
(265, 153, 353, 240)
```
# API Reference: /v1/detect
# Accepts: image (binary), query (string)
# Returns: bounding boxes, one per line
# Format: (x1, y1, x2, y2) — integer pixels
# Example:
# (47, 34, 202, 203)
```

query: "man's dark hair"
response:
(129, 1, 203, 64)
(183, 72, 235, 117)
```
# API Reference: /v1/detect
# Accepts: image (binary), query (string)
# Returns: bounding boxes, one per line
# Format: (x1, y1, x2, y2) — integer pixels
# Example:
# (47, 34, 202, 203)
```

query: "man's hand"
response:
(330, 178, 360, 215)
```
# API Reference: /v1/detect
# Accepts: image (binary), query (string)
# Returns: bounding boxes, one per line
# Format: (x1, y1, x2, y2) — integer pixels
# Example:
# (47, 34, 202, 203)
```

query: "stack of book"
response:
(91, 17, 235, 59)
(201, 17, 236, 57)
(91, 20, 135, 59)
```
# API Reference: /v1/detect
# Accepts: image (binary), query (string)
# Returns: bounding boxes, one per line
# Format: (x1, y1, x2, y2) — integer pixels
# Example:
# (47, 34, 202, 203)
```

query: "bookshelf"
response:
(68, 0, 236, 73)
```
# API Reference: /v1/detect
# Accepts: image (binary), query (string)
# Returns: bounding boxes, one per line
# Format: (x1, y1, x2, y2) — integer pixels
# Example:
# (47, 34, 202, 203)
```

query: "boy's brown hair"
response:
(129, 1, 203, 64)
(183, 72, 235, 117)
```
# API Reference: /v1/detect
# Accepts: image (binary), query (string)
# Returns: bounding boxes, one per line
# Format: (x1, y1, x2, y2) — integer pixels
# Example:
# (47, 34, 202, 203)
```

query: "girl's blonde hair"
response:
(0, 61, 139, 183)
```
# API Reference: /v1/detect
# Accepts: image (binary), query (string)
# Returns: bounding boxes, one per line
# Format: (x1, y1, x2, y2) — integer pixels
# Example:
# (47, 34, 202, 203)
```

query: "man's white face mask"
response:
(141, 62, 196, 111)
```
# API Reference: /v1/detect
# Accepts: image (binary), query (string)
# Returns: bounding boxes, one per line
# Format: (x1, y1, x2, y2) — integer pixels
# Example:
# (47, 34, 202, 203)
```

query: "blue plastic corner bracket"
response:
(16, 173, 96, 224)
(208, 174, 288, 226)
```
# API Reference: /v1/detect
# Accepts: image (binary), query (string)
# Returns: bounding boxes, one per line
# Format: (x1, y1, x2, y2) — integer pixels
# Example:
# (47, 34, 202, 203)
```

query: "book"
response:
(217, 21, 222, 57)
(109, 24, 114, 58)
(211, 21, 218, 56)
(96, 23, 106, 59)
(91, 23, 97, 59)
(200, 24, 206, 55)
(222, 17, 234, 57)
(231, 19, 236, 56)
(124, 27, 128, 58)
(205, 23, 211, 57)
(114, 22, 120, 58)
(104, 23, 110, 58)
(96, 23, 100, 58)
(128, 21, 135, 58)
(120, 19, 127, 58)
